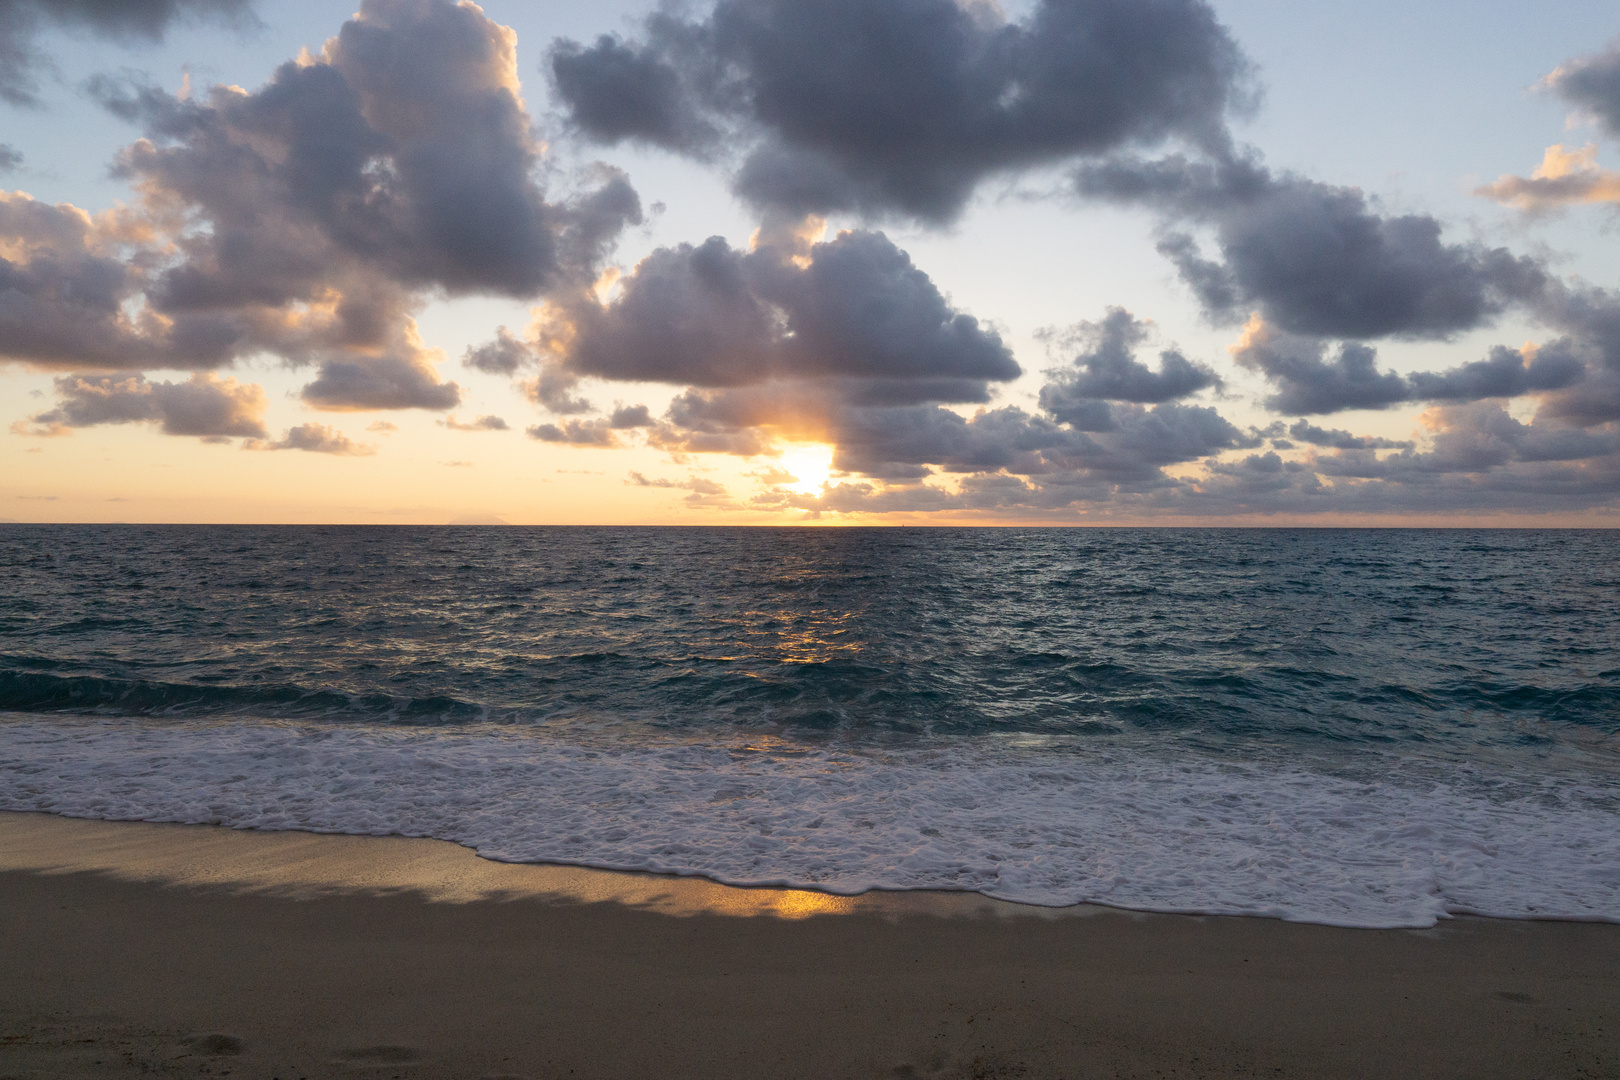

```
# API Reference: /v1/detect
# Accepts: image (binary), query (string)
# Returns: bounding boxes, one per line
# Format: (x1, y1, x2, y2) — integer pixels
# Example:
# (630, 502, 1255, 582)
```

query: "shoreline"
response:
(0, 809, 1055, 921)
(2, 811, 1618, 1079)
(3, 808, 1617, 929)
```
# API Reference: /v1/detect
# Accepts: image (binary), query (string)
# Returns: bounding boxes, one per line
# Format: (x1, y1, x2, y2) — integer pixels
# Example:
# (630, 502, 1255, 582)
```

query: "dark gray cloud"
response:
(1228, 324, 1407, 414)
(551, 227, 1017, 393)
(524, 365, 595, 415)
(1149, 400, 1620, 516)
(2, 0, 640, 417)
(463, 327, 529, 376)
(608, 403, 653, 428)
(1079, 154, 1549, 340)
(1302, 403, 1620, 488)
(0, 191, 240, 371)
(298, 352, 460, 412)
(524, 401, 652, 448)
(535, 222, 1036, 471)
(1037, 308, 1220, 430)
(110, 0, 635, 299)
(1406, 342, 1587, 403)
(550, 0, 1253, 222)
(463, 327, 597, 414)
(251, 422, 374, 455)
(19, 372, 267, 439)
(1287, 420, 1412, 451)
(551, 27, 715, 156)
(1528, 284, 1620, 426)
(527, 418, 621, 446)
(1231, 320, 1587, 415)
(1551, 37, 1620, 138)
(0, 144, 19, 171)
(0, 0, 255, 106)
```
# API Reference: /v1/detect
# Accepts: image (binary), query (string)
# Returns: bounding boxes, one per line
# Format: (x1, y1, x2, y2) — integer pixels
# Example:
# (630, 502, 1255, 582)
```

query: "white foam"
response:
(1, 714, 1616, 927)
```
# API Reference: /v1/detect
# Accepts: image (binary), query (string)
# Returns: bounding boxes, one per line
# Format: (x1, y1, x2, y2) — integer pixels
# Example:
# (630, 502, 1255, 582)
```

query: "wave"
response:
(2, 713, 1616, 928)
(0, 668, 490, 725)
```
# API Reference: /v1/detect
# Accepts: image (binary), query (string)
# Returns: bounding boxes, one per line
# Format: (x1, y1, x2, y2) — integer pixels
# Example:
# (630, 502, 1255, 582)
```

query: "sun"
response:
(776, 443, 835, 494)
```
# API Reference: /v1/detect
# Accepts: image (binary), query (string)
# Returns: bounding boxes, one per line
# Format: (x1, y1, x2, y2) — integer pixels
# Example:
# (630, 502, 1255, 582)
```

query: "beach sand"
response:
(0, 811, 1615, 1079)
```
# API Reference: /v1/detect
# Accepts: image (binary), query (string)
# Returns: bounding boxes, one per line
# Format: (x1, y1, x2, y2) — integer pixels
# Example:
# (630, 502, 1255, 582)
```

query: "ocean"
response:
(1, 525, 1616, 927)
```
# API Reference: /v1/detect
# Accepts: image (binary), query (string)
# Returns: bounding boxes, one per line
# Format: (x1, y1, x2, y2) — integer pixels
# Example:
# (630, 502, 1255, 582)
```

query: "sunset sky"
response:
(4, 0, 1619, 524)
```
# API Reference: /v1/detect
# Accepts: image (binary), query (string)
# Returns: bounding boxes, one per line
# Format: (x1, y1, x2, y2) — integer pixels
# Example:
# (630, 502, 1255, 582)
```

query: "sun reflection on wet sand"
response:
(0, 812, 1104, 920)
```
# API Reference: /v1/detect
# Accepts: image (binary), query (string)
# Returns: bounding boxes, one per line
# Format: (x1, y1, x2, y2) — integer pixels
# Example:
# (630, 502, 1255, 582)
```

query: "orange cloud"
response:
(1477, 144, 1620, 211)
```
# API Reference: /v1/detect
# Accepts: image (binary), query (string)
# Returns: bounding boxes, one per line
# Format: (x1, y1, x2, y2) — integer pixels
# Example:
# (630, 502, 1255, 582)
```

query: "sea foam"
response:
(2, 714, 1615, 928)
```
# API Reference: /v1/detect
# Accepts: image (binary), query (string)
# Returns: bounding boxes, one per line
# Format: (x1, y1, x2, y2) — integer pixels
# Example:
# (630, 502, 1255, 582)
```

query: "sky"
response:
(3, 0, 1620, 525)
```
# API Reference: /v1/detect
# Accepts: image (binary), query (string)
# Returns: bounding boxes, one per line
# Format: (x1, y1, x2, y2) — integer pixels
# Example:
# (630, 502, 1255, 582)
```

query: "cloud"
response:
(0, 191, 239, 371)
(1, 0, 641, 418)
(1229, 317, 1586, 415)
(1547, 37, 1620, 139)
(1478, 144, 1620, 212)
(829, 399, 1253, 483)
(607, 403, 652, 428)
(627, 471, 725, 495)
(549, 225, 1017, 394)
(534, 220, 1049, 472)
(632, 273, 1620, 518)
(0, 144, 20, 171)
(463, 326, 530, 375)
(462, 326, 598, 414)
(533, 218, 1268, 492)
(250, 422, 374, 455)
(753, 399, 1620, 519)
(549, 0, 1253, 223)
(527, 418, 620, 446)
(109, 0, 635, 298)
(1038, 308, 1220, 429)
(18, 372, 267, 439)
(298, 348, 460, 411)
(1532, 283, 1620, 426)
(1252, 403, 1620, 515)
(1475, 41, 1620, 216)
(1286, 419, 1412, 451)
(0, 0, 256, 106)
(443, 414, 509, 431)
(526, 403, 653, 447)
(627, 469, 733, 508)
(1078, 154, 1548, 340)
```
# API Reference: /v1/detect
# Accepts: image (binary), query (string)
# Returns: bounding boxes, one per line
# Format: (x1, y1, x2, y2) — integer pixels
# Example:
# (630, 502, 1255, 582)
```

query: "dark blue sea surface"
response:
(1, 525, 1617, 925)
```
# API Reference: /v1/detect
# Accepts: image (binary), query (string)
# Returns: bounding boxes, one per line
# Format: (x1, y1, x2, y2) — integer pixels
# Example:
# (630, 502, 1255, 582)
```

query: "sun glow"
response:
(775, 443, 835, 494)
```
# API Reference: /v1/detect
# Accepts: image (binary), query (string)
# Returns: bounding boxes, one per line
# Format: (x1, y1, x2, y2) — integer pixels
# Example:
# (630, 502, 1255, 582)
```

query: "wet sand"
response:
(1, 811, 1615, 1079)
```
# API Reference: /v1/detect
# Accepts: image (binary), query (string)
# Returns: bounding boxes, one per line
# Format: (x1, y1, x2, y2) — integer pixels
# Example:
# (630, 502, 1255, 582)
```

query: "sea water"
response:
(1, 525, 1616, 927)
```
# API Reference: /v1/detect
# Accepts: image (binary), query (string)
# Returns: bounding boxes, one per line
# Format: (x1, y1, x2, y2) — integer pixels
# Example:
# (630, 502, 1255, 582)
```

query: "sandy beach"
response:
(0, 812, 1614, 1079)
